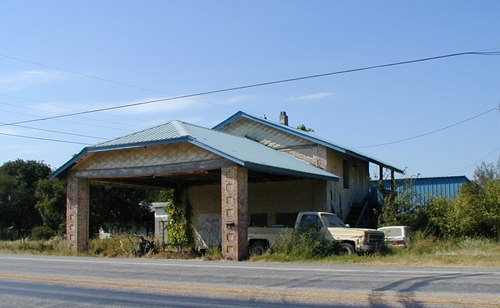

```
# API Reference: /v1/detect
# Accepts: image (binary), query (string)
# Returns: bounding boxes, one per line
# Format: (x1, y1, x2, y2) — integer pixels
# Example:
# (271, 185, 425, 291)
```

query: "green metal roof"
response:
(213, 111, 404, 173)
(50, 120, 339, 181)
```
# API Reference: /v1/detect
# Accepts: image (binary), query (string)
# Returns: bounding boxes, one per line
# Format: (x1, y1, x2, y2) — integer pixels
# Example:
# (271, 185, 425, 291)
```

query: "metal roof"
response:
(50, 120, 339, 181)
(213, 111, 404, 173)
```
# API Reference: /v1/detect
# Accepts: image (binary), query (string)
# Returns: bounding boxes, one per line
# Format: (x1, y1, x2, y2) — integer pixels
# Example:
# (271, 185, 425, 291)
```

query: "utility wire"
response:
(0, 122, 107, 140)
(0, 54, 167, 95)
(0, 132, 92, 145)
(0, 92, 142, 131)
(354, 107, 499, 149)
(447, 144, 500, 176)
(2, 51, 500, 128)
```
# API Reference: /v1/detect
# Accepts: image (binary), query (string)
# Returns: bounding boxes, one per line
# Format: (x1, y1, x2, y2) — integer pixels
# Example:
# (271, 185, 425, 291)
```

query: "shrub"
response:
(269, 229, 339, 260)
(31, 225, 55, 240)
(87, 234, 137, 257)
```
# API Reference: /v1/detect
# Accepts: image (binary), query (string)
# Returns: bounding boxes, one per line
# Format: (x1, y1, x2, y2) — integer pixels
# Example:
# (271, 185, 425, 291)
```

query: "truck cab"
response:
(248, 212, 385, 255)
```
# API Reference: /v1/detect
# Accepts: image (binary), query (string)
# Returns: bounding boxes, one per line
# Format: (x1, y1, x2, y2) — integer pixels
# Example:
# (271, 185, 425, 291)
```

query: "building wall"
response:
(186, 178, 327, 248)
(219, 118, 370, 220)
(375, 176, 470, 205)
(325, 149, 370, 220)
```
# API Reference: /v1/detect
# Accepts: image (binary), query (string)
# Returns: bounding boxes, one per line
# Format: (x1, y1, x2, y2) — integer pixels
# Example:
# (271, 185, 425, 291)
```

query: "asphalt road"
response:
(0, 254, 498, 307)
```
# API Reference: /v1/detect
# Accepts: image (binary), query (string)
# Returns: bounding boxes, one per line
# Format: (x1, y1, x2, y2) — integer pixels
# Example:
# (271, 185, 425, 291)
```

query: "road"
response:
(0, 254, 498, 307)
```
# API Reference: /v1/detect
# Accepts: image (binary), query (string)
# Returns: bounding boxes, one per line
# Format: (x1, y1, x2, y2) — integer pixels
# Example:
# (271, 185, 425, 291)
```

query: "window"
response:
(299, 214, 323, 230)
(343, 160, 350, 189)
(250, 213, 268, 227)
(275, 212, 299, 227)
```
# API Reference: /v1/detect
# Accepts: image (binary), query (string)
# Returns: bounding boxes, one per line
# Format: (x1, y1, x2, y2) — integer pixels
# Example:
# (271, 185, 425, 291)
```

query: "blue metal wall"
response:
(371, 176, 470, 205)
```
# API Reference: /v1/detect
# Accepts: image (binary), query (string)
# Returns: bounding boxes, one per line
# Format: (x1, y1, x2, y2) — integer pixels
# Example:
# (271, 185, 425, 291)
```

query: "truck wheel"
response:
(338, 243, 355, 255)
(249, 241, 268, 256)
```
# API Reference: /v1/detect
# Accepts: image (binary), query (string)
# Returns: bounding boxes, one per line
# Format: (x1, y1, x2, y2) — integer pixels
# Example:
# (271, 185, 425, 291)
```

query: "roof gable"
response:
(214, 111, 403, 173)
(50, 120, 339, 181)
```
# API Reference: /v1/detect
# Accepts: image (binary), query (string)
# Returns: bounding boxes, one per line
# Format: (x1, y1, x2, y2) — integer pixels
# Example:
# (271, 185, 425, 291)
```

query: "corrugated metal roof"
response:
(50, 120, 339, 181)
(214, 111, 404, 173)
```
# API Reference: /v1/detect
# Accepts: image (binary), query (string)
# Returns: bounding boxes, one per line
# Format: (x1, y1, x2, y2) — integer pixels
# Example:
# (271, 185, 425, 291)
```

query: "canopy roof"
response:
(50, 120, 339, 182)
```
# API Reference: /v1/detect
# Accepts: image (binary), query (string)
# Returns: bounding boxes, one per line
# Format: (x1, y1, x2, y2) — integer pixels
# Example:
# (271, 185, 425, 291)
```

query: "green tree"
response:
(0, 160, 51, 236)
(35, 179, 66, 233)
(296, 124, 315, 132)
(378, 178, 419, 227)
(423, 158, 500, 238)
(89, 184, 154, 236)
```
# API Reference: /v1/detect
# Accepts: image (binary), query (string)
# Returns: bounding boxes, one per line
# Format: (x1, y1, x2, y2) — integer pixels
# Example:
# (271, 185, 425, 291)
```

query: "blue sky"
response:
(0, 1, 499, 179)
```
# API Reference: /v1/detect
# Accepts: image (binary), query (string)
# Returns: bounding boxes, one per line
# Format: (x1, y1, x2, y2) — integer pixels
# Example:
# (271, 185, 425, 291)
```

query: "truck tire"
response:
(249, 241, 268, 256)
(338, 242, 355, 255)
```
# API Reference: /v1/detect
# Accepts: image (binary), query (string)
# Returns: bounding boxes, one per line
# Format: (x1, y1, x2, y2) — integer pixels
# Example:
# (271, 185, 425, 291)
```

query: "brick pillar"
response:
(221, 166, 249, 260)
(66, 175, 90, 252)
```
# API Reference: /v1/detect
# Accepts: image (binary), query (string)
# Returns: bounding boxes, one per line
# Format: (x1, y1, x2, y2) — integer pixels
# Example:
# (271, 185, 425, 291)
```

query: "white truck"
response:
(247, 212, 385, 255)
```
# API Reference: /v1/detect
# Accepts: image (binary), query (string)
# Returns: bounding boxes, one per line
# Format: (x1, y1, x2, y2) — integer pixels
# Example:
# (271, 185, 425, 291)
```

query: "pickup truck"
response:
(247, 212, 385, 255)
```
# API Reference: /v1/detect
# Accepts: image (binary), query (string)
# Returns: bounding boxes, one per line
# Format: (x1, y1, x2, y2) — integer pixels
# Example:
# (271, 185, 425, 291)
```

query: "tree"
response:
(423, 158, 500, 238)
(296, 124, 315, 132)
(0, 160, 51, 236)
(35, 179, 66, 233)
(89, 184, 154, 236)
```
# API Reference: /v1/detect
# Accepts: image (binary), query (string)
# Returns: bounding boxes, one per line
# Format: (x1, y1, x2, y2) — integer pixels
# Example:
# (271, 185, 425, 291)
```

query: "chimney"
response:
(279, 111, 288, 126)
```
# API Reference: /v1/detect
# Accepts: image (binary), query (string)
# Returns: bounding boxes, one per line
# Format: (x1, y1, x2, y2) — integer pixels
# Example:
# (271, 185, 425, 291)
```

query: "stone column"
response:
(66, 175, 90, 252)
(221, 166, 249, 260)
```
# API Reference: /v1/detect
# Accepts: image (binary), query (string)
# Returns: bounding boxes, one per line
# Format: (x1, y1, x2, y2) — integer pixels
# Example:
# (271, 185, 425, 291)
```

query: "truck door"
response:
(298, 214, 325, 240)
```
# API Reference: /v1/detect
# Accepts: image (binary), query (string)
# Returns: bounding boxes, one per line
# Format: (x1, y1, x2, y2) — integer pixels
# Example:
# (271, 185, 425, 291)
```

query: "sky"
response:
(0, 1, 499, 180)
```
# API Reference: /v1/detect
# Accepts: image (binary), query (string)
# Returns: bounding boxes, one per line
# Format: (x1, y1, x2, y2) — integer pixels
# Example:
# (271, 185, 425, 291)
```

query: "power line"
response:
(354, 107, 499, 149)
(0, 122, 107, 140)
(1, 51, 499, 128)
(0, 54, 168, 95)
(0, 132, 92, 145)
(0, 54, 249, 113)
(447, 144, 500, 176)
(0, 92, 142, 131)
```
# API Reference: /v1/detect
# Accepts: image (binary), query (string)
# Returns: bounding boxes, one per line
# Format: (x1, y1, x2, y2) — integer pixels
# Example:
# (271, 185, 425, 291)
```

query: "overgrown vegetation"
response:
(0, 236, 71, 255)
(262, 229, 339, 261)
(378, 159, 500, 239)
(162, 190, 192, 246)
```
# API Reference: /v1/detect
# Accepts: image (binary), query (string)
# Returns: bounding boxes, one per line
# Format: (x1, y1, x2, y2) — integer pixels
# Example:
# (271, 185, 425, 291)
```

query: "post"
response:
(221, 166, 249, 260)
(66, 175, 90, 252)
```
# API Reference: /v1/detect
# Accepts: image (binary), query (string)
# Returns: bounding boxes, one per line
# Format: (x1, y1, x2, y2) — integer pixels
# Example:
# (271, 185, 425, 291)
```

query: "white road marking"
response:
(0, 255, 498, 277)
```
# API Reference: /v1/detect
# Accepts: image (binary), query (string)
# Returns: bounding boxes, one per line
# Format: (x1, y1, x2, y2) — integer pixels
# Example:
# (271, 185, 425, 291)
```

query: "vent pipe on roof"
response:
(279, 111, 288, 126)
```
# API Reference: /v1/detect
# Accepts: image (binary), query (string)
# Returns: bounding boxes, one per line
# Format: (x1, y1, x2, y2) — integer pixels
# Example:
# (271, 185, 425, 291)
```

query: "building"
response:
(50, 111, 402, 260)
(373, 176, 470, 205)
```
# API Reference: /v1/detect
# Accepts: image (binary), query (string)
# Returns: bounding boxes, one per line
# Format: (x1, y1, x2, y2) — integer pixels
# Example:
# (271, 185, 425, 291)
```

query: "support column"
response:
(221, 166, 248, 260)
(378, 165, 384, 193)
(66, 175, 90, 252)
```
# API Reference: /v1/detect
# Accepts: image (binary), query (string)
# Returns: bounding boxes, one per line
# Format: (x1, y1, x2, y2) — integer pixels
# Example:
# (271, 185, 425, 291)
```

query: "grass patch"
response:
(254, 231, 500, 267)
(0, 236, 72, 256)
(1, 232, 498, 267)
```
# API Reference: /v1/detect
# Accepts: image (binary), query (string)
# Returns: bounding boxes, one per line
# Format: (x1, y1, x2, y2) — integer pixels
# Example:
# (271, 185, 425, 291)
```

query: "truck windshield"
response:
(321, 213, 346, 227)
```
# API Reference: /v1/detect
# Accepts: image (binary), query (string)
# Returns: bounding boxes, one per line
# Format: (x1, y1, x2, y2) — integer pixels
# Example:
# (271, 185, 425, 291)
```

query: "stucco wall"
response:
(186, 178, 327, 248)
(219, 118, 371, 220)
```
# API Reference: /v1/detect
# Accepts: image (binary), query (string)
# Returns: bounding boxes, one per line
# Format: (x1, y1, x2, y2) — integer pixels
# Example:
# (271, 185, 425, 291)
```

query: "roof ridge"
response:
(171, 120, 190, 136)
(215, 111, 404, 173)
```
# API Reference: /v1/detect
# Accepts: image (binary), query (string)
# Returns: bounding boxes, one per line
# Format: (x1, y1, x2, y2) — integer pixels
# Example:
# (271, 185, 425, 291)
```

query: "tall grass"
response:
(0, 236, 72, 255)
(254, 230, 500, 267)
(254, 229, 338, 262)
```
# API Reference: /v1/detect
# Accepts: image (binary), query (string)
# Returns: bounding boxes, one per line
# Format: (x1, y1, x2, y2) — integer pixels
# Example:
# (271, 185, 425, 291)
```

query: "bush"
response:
(88, 234, 137, 257)
(31, 225, 55, 240)
(269, 229, 339, 260)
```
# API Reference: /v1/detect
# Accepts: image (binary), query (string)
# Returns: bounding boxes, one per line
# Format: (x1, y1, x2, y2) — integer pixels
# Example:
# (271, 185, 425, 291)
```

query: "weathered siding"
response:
(326, 149, 369, 220)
